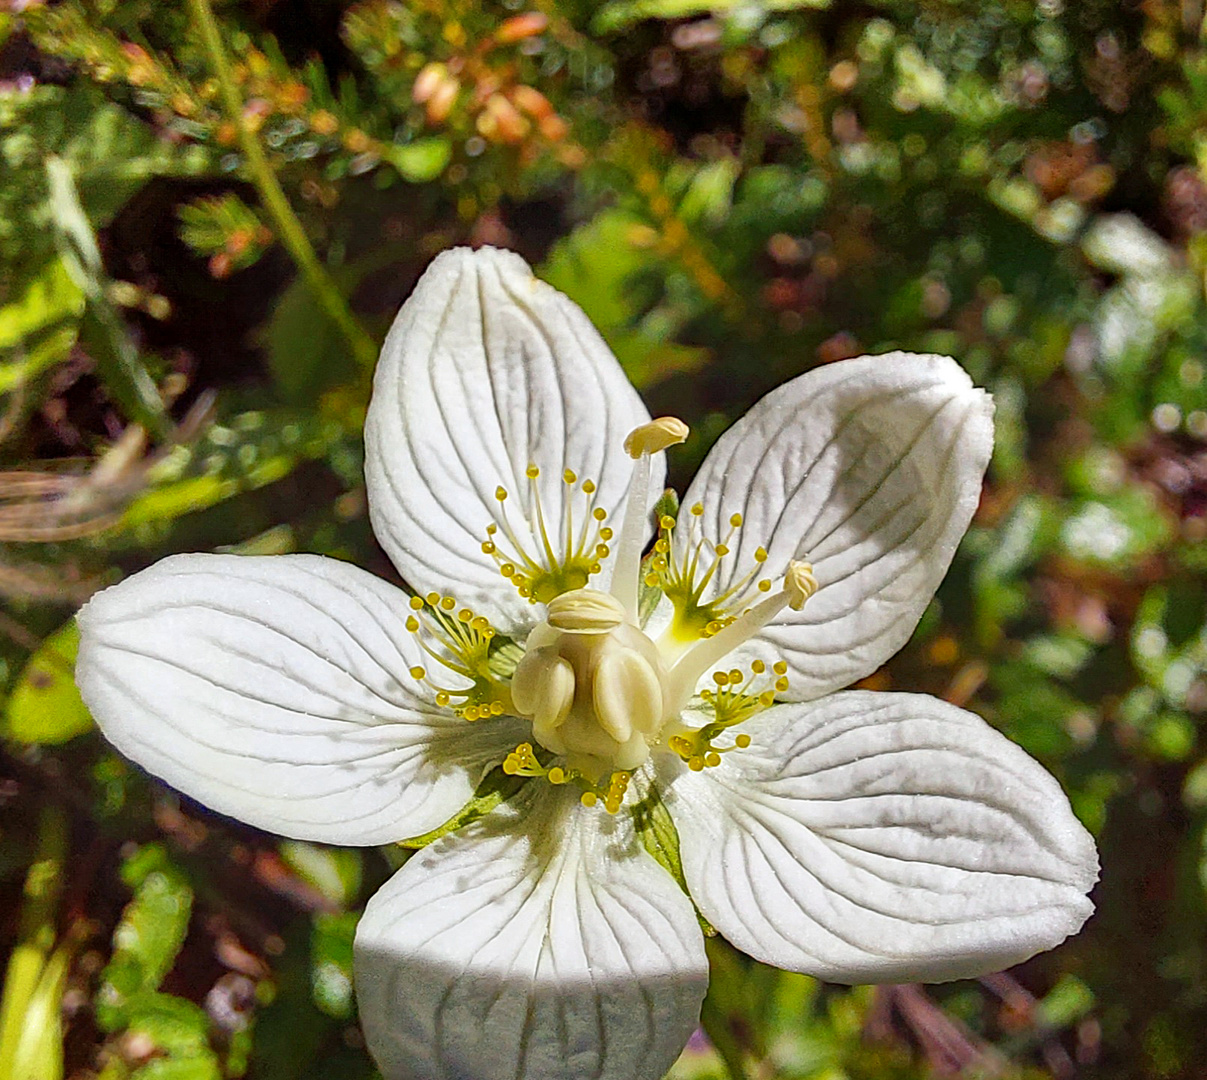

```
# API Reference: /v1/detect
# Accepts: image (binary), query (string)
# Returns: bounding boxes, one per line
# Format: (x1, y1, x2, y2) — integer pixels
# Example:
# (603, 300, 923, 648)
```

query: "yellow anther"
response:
(409, 666, 426, 680)
(526, 464, 540, 479)
(784, 560, 818, 611)
(623, 416, 690, 458)
(503, 741, 547, 777)
(730, 513, 743, 528)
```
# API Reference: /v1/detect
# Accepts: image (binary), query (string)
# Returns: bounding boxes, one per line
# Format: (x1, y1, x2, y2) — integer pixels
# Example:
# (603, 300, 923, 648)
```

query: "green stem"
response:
(187, 0, 378, 373)
(0, 803, 68, 1080)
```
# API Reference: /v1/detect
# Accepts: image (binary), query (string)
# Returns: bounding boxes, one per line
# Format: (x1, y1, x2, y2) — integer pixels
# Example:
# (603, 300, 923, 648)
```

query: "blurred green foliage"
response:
(2, 0, 1207, 1078)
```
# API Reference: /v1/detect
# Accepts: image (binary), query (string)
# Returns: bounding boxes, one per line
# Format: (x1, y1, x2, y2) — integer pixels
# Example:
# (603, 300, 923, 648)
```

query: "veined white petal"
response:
(76, 554, 525, 845)
(665, 692, 1097, 983)
(679, 353, 993, 700)
(355, 787, 707, 1080)
(365, 247, 658, 634)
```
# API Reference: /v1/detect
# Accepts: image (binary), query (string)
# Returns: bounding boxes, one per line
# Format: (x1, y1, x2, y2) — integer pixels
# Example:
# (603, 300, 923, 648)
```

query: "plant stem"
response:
(0, 802, 68, 1080)
(187, 0, 378, 373)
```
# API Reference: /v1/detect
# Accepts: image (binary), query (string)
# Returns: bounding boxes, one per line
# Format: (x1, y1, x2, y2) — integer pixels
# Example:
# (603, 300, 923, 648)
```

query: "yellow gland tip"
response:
(784, 560, 818, 610)
(623, 416, 690, 458)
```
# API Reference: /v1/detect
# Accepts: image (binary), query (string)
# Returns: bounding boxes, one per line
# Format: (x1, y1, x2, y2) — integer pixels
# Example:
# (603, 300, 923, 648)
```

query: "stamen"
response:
(623, 417, 689, 458)
(648, 508, 778, 642)
(503, 742, 546, 777)
(662, 560, 816, 715)
(580, 770, 631, 814)
(405, 593, 510, 720)
(613, 416, 690, 623)
(664, 658, 785, 770)
(479, 470, 612, 603)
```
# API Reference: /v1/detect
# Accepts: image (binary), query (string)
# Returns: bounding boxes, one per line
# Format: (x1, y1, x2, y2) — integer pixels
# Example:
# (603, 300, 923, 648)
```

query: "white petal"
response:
(76, 553, 525, 845)
(355, 787, 707, 1080)
(665, 691, 1097, 983)
(679, 353, 993, 700)
(365, 247, 658, 634)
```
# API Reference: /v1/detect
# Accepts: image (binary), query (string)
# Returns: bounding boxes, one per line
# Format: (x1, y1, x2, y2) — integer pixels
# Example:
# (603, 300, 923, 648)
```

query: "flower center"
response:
(408, 415, 821, 814)
(510, 588, 666, 781)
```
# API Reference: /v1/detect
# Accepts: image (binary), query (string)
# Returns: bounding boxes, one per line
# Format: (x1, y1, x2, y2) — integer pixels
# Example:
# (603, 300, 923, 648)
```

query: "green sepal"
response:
(631, 784, 715, 936)
(398, 767, 525, 850)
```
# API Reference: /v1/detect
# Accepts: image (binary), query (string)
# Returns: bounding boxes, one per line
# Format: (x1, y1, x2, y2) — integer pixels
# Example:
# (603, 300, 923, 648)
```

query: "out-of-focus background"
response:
(1, 1, 1206, 1077)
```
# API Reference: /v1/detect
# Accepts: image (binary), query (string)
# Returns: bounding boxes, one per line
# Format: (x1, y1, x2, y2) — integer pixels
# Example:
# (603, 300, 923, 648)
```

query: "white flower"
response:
(76, 247, 1098, 1080)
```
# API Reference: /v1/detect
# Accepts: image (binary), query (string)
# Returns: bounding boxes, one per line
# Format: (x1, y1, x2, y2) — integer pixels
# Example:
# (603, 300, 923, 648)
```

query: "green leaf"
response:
(125, 993, 214, 1058)
(260, 274, 353, 403)
(380, 137, 453, 183)
(130, 1057, 221, 1080)
(593, 0, 830, 33)
(310, 912, 358, 1019)
(632, 785, 714, 935)
(0, 325, 79, 397)
(278, 842, 362, 908)
(4, 620, 94, 746)
(8, 943, 70, 1080)
(97, 847, 193, 1032)
(0, 257, 84, 352)
(45, 156, 170, 438)
(399, 768, 524, 849)
(540, 210, 710, 389)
